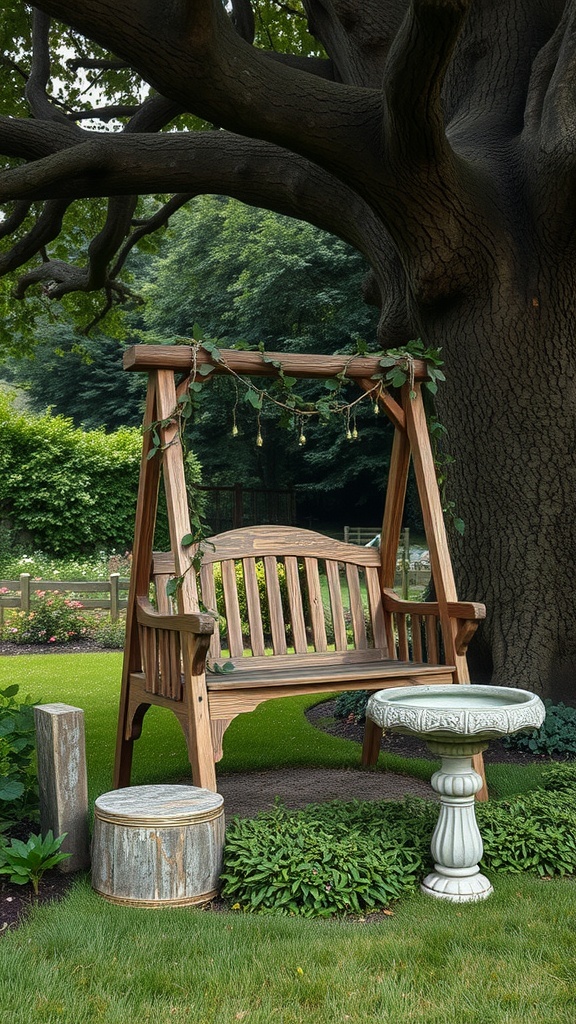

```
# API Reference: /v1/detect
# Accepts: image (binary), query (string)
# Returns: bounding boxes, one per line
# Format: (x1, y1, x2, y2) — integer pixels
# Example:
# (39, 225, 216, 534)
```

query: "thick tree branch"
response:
(25, 11, 70, 124)
(0, 124, 409, 331)
(71, 105, 140, 123)
(303, 0, 408, 87)
(0, 201, 32, 240)
(538, 2, 576, 156)
(31, 0, 385, 189)
(384, 0, 470, 167)
(0, 199, 72, 275)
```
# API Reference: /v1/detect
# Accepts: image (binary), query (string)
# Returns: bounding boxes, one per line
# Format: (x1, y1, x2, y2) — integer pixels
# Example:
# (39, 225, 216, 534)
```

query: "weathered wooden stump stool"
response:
(92, 784, 224, 907)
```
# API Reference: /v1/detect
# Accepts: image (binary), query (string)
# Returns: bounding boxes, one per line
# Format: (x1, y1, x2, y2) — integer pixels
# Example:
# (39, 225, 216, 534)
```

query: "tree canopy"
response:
(1, 1, 575, 698)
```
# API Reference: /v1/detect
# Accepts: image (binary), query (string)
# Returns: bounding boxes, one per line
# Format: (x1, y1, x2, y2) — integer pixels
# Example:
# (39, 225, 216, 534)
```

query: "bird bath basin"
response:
(366, 684, 545, 902)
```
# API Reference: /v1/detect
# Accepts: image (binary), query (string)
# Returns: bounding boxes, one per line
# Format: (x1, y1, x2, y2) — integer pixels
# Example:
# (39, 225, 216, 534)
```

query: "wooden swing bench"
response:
(114, 345, 487, 796)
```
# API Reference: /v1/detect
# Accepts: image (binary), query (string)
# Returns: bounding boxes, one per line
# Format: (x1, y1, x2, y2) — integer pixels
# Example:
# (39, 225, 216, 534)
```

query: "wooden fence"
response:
(343, 526, 431, 595)
(0, 573, 130, 624)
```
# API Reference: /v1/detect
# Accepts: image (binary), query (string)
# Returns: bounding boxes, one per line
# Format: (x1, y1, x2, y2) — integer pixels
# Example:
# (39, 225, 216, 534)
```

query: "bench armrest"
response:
(136, 596, 215, 636)
(382, 589, 485, 658)
(382, 589, 486, 621)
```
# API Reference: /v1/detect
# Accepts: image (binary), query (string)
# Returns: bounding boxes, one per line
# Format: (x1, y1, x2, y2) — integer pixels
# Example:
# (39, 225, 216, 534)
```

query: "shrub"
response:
(222, 781, 576, 917)
(502, 700, 576, 758)
(0, 393, 142, 556)
(478, 790, 576, 877)
(540, 761, 576, 792)
(221, 798, 435, 917)
(0, 684, 38, 825)
(333, 690, 369, 724)
(87, 613, 126, 649)
(1, 590, 89, 645)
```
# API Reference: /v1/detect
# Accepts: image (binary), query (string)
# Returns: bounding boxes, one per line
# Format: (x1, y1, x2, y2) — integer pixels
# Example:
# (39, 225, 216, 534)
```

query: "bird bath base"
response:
(366, 685, 545, 903)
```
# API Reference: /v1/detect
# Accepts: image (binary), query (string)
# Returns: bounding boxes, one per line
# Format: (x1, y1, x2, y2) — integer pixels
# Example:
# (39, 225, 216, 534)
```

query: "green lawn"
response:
(0, 652, 571, 1023)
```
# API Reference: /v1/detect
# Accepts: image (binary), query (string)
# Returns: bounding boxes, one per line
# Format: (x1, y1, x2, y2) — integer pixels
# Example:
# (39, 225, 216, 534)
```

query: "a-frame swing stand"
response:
(114, 345, 487, 798)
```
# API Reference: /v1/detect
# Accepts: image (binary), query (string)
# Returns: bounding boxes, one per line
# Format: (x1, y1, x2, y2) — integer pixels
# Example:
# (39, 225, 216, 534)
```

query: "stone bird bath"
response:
(366, 684, 545, 902)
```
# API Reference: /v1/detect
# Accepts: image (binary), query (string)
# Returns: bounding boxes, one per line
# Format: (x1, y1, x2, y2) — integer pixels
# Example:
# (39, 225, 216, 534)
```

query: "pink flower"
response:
(49, 636, 56, 643)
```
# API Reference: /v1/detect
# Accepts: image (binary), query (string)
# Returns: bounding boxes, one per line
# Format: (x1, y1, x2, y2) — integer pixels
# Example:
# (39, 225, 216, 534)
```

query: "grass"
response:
(0, 651, 572, 1021)
(0, 653, 545, 803)
(1, 875, 576, 1022)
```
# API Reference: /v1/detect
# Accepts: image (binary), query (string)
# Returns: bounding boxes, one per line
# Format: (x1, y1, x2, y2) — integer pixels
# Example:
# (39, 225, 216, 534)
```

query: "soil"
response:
(0, 650, 560, 934)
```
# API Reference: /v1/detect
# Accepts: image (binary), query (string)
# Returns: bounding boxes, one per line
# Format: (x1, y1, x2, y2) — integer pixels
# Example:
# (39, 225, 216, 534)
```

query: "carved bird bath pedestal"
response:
(366, 685, 545, 902)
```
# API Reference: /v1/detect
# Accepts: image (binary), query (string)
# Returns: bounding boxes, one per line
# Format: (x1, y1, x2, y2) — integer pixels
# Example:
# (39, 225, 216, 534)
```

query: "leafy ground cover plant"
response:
(222, 772, 576, 917)
(502, 700, 576, 758)
(0, 684, 38, 827)
(333, 689, 369, 724)
(222, 798, 437, 917)
(0, 830, 70, 895)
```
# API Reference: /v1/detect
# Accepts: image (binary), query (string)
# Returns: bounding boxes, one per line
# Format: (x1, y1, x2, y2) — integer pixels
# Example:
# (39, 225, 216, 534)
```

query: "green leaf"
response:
(181, 533, 195, 547)
(0, 685, 19, 699)
(165, 577, 182, 598)
(245, 390, 263, 410)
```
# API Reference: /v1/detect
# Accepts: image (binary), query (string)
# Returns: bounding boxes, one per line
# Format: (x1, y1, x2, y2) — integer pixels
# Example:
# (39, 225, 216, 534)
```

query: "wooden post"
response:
(403, 385, 488, 800)
(109, 572, 120, 622)
(114, 376, 161, 789)
(380, 426, 411, 590)
(34, 704, 90, 872)
(20, 573, 31, 613)
(155, 370, 217, 792)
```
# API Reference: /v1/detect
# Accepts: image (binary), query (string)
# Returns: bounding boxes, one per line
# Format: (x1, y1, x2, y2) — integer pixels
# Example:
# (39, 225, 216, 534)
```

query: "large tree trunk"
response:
(427, 274, 576, 699)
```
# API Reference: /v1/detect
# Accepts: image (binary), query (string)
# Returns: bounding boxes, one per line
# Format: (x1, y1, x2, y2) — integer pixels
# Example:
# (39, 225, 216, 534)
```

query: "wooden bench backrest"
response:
(152, 525, 388, 661)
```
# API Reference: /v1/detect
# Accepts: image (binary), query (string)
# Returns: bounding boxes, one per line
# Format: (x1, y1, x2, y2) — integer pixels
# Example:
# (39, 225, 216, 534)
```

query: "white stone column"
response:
(421, 750, 493, 902)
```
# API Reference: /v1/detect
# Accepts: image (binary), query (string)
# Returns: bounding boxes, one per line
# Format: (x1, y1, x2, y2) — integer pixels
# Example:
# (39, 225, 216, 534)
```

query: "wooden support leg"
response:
(361, 718, 384, 767)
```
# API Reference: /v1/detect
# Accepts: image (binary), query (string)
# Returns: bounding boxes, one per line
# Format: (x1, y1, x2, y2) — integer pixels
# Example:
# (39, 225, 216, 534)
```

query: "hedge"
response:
(0, 394, 142, 556)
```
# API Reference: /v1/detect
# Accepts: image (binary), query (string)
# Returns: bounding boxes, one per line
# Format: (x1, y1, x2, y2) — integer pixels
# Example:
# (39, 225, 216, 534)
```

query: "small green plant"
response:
(478, 790, 576, 877)
(333, 690, 369, 724)
(221, 798, 434, 917)
(0, 830, 71, 894)
(0, 684, 38, 824)
(540, 761, 576, 792)
(502, 700, 576, 758)
(1, 589, 89, 645)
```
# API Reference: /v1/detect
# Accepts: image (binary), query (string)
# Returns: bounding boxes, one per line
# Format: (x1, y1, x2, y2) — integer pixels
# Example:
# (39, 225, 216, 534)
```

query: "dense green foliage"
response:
(502, 701, 576, 758)
(0, 683, 38, 826)
(222, 798, 431, 917)
(5, 326, 145, 430)
(333, 689, 369, 724)
(223, 777, 576, 917)
(0, 394, 141, 555)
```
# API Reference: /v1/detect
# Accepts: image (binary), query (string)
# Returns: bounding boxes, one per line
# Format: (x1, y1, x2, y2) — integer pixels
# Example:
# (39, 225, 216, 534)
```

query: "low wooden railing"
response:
(0, 573, 130, 623)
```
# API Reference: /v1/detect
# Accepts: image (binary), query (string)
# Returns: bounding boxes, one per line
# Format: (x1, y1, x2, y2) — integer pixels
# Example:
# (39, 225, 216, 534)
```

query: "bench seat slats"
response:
(206, 658, 455, 691)
(346, 563, 368, 649)
(364, 565, 387, 652)
(305, 557, 328, 652)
